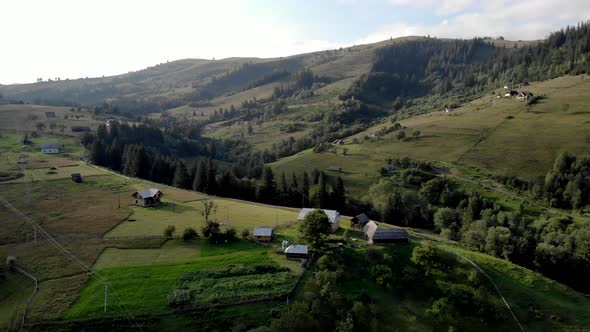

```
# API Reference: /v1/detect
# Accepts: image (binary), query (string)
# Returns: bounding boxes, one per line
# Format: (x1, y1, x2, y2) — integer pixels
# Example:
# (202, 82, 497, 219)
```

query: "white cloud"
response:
(388, 0, 473, 15)
(360, 0, 590, 43)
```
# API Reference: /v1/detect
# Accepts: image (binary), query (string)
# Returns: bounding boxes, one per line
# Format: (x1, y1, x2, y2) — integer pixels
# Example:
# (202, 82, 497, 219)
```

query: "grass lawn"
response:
(66, 239, 294, 318)
(106, 197, 300, 237)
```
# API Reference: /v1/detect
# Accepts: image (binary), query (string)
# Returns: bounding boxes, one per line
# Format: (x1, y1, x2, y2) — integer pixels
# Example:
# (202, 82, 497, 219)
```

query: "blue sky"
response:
(1, 0, 589, 84)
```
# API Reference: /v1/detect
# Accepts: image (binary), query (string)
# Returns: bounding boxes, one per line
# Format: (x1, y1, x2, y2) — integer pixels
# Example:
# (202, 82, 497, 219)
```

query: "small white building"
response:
(298, 208, 340, 232)
(40, 142, 60, 154)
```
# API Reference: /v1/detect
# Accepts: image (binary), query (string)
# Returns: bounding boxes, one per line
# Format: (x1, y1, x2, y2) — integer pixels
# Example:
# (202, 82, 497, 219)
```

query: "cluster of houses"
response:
(129, 189, 408, 260)
(503, 86, 533, 101)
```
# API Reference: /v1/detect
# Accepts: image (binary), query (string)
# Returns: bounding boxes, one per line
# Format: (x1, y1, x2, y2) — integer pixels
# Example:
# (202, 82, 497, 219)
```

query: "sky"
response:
(1, 0, 589, 84)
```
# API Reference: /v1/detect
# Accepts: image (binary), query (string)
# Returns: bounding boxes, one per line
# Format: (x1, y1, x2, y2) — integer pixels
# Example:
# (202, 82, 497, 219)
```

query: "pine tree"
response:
(107, 139, 122, 171)
(90, 140, 106, 166)
(193, 160, 208, 192)
(332, 176, 346, 212)
(302, 171, 310, 207)
(258, 167, 276, 203)
(318, 172, 328, 208)
(206, 159, 217, 194)
(173, 161, 191, 189)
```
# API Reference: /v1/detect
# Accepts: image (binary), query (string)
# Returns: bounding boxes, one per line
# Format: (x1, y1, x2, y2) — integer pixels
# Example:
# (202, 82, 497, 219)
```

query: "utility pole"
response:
(33, 225, 37, 244)
(104, 280, 108, 313)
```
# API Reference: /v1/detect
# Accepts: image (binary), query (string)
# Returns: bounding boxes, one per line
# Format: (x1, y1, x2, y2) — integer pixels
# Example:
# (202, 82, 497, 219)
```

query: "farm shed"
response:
(132, 188, 163, 207)
(298, 208, 340, 232)
(71, 173, 82, 183)
(328, 165, 342, 172)
(351, 213, 370, 229)
(40, 142, 60, 154)
(363, 221, 409, 244)
(516, 91, 533, 101)
(253, 226, 273, 242)
(284, 244, 308, 260)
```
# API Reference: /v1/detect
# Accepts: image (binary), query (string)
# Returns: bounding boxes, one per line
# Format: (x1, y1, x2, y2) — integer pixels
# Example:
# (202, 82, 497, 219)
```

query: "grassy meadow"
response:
(270, 75, 590, 197)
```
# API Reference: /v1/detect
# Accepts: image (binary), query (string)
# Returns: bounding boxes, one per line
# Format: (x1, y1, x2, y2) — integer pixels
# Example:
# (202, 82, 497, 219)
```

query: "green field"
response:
(65, 240, 296, 318)
(107, 197, 299, 237)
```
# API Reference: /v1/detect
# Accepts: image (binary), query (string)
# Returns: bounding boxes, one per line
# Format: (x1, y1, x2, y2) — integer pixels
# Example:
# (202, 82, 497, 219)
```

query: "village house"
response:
(504, 90, 518, 97)
(132, 188, 163, 207)
(332, 139, 345, 145)
(284, 244, 308, 260)
(252, 226, 273, 242)
(328, 165, 342, 172)
(298, 208, 341, 232)
(363, 221, 409, 244)
(71, 173, 82, 183)
(45, 111, 56, 118)
(40, 142, 60, 154)
(516, 91, 533, 101)
(350, 213, 370, 229)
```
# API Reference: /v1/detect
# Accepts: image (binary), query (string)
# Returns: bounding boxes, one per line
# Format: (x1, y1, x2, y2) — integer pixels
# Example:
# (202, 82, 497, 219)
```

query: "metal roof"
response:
(134, 188, 162, 198)
(298, 208, 340, 224)
(353, 214, 370, 223)
(372, 229, 409, 240)
(284, 244, 308, 255)
(40, 142, 59, 149)
(253, 226, 273, 237)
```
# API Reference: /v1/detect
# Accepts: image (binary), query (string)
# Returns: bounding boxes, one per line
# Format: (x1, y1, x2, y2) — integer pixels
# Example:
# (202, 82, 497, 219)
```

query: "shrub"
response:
(241, 229, 250, 239)
(182, 227, 199, 241)
(167, 288, 193, 307)
(163, 225, 176, 238)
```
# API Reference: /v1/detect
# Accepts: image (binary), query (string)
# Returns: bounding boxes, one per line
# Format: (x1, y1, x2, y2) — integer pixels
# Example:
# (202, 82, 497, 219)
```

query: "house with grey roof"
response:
(363, 221, 409, 244)
(131, 188, 163, 207)
(40, 142, 60, 154)
(298, 208, 340, 232)
(351, 213, 370, 229)
(284, 244, 308, 260)
(252, 226, 273, 242)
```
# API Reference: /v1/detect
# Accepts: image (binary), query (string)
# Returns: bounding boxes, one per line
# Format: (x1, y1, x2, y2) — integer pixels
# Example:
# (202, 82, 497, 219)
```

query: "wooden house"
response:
(351, 213, 370, 229)
(516, 91, 533, 101)
(132, 188, 163, 207)
(253, 226, 273, 242)
(40, 142, 60, 154)
(328, 166, 342, 172)
(298, 208, 340, 232)
(71, 173, 82, 183)
(363, 221, 409, 244)
(284, 244, 308, 260)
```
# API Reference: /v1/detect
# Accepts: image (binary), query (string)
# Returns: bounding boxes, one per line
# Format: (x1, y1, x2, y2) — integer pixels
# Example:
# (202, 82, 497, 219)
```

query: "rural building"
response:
(132, 188, 163, 207)
(504, 90, 518, 97)
(332, 139, 345, 145)
(298, 208, 340, 232)
(45, 111, 56, 117)
(351, 213, 370, 229)
(328, 166, 342, 172)
(71, 126, 91, 132)
(40, 142, 60, 154)
(71, 173, 82, 183)
(363, 221, 409, 244)
(284, 244, 308, 260)
(516, 91, 533, 101)
(253, 226, 273, 242)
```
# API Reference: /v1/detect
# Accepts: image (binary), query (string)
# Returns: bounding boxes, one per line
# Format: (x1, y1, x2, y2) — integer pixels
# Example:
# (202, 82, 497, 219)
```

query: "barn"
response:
(363, 221, 409, 244)
(40, 142, 60, 154)
(351, 213, 370, 229)
(284, 244, 308, 260)
(132, 188, 163, 207)
(252, 226, 273, 242)
(298, 208, 340, 232)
